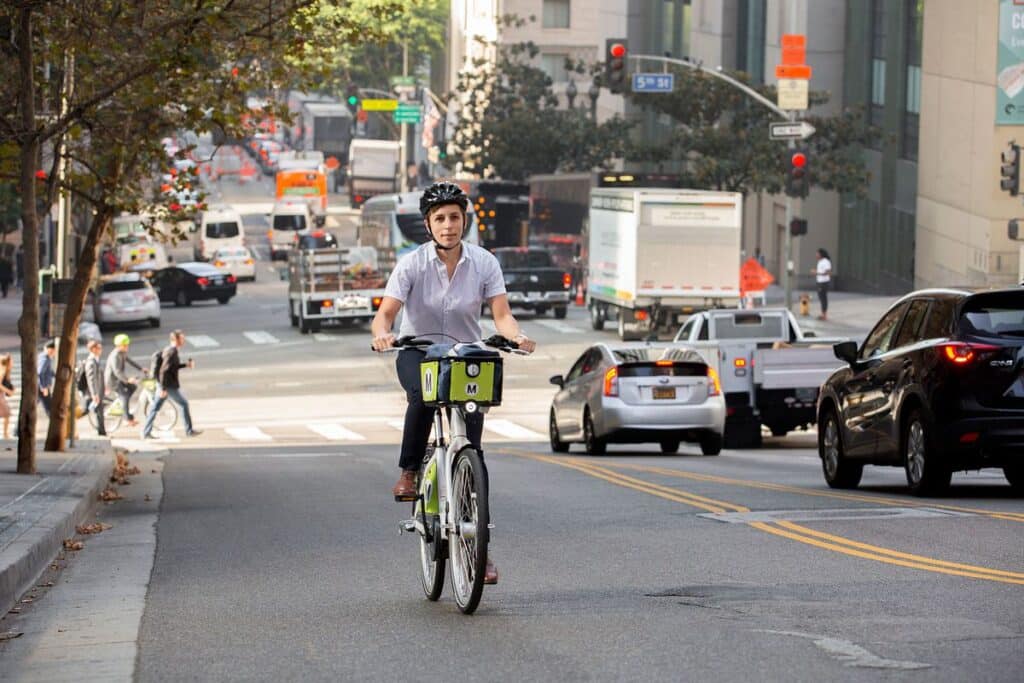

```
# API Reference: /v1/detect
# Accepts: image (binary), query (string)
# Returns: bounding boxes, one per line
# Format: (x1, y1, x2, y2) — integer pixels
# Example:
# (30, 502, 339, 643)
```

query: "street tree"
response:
(0, 1, 387, 470)
(450, 27, 633, 180)
(626, 65, 880, 196)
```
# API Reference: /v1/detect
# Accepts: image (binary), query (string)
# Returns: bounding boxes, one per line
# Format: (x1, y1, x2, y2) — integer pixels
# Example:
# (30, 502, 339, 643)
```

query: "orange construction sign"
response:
(740, 257, 775, 295)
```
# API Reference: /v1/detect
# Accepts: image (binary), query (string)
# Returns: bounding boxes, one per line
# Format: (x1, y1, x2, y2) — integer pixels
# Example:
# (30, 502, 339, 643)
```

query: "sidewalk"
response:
(0, 293, 23, 352)
(0, 439, 114, 618)
(760, 284, 899, 340)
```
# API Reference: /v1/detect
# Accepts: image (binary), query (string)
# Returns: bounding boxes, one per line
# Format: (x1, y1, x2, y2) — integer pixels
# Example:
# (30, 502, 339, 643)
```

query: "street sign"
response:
(769, 121, 816, 141)
(393, 103, 422, 124)
(775, 64, 813, 80)
(777, 79, 809, 110)
(361, 98, 398, 112)
(632, 73, 675, 93)
(389, 75, 416, 87)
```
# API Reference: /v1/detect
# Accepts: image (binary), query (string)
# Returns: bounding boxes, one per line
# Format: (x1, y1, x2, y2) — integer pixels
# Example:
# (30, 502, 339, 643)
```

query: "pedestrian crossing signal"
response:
(1000, 142, 1020, 196)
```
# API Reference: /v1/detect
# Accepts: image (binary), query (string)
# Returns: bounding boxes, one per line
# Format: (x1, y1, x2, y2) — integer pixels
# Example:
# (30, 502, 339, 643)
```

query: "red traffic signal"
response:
(785, 149, 810, 198)
(34, 170, 46, 180)
(605, 38, 629, 94)
(791, 152, 807, 169)
(610, 43, 626, 59)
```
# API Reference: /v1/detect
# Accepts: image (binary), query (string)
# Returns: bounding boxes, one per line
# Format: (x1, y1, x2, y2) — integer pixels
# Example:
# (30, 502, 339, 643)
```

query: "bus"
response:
(275, 169, 327, 226)
(359, 192, 478, 264)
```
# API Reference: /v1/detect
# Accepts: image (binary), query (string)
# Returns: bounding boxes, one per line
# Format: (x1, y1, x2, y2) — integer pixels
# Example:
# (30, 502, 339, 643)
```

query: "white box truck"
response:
(587, 188, 743, 340)
(348, 139, 400, 208)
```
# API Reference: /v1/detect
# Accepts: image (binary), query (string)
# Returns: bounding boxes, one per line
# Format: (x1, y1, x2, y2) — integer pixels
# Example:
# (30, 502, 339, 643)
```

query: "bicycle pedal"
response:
(393, 494, 418, 503)
(398, 519, 417, 534)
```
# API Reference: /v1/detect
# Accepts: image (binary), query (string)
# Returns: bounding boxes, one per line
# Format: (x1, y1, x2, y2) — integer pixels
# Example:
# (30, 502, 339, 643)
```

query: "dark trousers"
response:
(0, 280, 8, 298)
(817, 282, 829, 314)
(396, 349, 484, 471)
(85, 395, 105, 436)
(39, 391, 51, 416)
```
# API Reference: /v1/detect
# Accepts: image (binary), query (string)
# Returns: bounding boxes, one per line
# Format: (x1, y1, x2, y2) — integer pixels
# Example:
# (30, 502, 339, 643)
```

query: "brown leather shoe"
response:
(484, 557, 499, 585)
(392, 469, 418, 501)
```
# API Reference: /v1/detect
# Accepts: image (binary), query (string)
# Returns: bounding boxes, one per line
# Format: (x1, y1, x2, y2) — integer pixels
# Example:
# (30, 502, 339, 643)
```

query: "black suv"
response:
(817, 288, 1024, 495)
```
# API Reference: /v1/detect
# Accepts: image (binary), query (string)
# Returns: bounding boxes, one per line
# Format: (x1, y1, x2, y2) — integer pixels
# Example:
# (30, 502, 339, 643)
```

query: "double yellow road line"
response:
(504, 449, 1024, 586)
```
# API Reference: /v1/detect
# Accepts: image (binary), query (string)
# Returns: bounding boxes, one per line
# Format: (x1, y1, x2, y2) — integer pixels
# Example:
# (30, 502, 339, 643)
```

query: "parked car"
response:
(93, 273, 161, 329)
(818, 288, 1024, 495)
(211, 246, 257, 281)
(196, 207, 245, 261)
(548, 343, 725, 455)
(151, 262, 237, 306)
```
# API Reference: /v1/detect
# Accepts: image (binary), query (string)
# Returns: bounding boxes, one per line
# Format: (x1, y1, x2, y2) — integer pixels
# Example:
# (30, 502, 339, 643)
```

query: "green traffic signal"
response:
(347, 95, 358, 106)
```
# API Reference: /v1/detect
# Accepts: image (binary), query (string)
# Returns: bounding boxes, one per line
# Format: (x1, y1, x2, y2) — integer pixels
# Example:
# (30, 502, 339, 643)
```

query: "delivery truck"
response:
(348, 139, 400, 208)
(587, 188, 743, 340)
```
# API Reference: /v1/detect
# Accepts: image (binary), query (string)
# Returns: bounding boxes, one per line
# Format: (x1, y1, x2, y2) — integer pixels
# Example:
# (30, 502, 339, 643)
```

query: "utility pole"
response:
(399, 41, 409, 192)
(55, 47, 74, 277)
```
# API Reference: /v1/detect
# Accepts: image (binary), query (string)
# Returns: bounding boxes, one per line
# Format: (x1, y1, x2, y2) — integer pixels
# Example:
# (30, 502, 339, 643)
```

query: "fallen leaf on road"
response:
(8, 607, 21, 614)
(0, 632, 23, 642)
(62, 539, 84, 551)
(75, 523, 111, 535)
(98, 487, 123, 501)
(36, 581, 54, 588)
(20, 598, 32, 604)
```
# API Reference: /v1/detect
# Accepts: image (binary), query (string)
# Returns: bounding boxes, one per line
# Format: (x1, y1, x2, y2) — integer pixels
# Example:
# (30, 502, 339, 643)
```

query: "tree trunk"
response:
(16, 8, 40, 474)
(45, 207, 112, 451)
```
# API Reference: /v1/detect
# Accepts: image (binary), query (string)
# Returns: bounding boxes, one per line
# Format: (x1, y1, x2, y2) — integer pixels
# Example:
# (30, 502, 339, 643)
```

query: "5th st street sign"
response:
(769, 121, 816, 141)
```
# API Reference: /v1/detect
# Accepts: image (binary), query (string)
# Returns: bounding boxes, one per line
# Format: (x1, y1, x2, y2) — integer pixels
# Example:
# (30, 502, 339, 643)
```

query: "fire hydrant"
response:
(799, 293, 811, 317)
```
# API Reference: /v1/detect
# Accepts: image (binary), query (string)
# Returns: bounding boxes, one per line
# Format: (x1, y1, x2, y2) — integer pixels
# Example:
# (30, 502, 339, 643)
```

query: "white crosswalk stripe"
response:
(483, 418, 545, 441)
(4, 354, 21, 427)
(532, 319, 582, 334)
(242, 330, 280, 345)
(306, 423, 366, 441)
(188, 335, 220, 348)
(225, 426, 272, 442)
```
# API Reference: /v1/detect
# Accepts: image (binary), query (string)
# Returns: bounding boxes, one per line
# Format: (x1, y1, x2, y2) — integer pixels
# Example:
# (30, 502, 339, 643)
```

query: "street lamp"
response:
(588, 79, 600, 121)
(565, 78, 577, 109)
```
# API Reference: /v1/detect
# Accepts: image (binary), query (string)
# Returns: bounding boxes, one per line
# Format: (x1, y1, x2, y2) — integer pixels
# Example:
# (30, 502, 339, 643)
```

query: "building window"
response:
(737, 0, 766, 83)
(902, 0, 922, 160)
(869, 0, 887, 138)
(541, 53, 570, 83)
(542, 0, 570, 29)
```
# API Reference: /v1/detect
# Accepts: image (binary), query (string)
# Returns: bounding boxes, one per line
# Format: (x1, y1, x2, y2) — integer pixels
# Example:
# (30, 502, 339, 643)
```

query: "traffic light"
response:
(785, 149, 809, 198)
(605, 39, 628, 94)
(789, 217, 808, 236)
(346, 83, 360, 109)
(1001, 142, 1020, 196)
(1010, 219, 1020, 241)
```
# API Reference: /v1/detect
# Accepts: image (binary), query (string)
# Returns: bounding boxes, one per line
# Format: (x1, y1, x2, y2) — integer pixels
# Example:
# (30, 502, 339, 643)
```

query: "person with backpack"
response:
(141, 329, 201, 439)
(83, 339, 106, 436)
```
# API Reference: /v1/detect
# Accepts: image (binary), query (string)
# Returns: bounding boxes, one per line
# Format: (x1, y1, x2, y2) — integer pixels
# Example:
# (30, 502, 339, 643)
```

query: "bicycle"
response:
(86, 377, 178, 433)
(378, 334, 524, 614)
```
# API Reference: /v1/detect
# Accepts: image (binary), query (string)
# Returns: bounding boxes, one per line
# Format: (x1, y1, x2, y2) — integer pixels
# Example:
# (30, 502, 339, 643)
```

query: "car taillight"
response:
(603, 366, 619, 397)
(372, 296, 383, 310)
(635, 310, 649, 321)
(196, 277, 210, 286)
(142, 293, 156, 303)
(707, 367, 722, 397)
(938, 342, 999, 365)
(562, 272, 571, 289)
(227, 274, 237, 283)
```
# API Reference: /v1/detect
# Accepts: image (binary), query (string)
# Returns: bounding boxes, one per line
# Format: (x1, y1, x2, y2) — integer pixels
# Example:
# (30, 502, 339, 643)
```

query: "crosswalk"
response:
(3, 353, 21, 432)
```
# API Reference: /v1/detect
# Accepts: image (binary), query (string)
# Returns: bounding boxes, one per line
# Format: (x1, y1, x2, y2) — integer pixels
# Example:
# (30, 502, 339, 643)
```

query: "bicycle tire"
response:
(137, 391, 179, 432)
(87, 399, 123, 432)
(448, 447, 489, 615)
(417, 506, 445, 601)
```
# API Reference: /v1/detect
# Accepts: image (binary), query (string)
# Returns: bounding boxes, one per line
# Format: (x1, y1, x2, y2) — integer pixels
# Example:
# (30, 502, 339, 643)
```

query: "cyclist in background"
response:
(105, 334, 145, 426)
(371, 182, 536, 584)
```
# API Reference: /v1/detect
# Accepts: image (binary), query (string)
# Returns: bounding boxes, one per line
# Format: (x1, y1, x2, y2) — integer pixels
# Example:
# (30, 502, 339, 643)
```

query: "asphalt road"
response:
(6, 176, 1023, 681)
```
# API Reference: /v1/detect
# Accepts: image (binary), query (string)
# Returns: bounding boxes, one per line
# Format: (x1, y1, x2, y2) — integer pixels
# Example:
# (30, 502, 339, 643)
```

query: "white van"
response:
(268, 200, 312, 260)
(196, 207, 244, 261)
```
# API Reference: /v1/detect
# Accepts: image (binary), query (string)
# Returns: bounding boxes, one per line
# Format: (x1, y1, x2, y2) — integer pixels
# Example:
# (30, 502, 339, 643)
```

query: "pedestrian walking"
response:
(0, 255, 13, 298)
(37, 339, 56, 416)
(811, 247, 833, 321)
(83, 339, 106, 436)
(0, 354, 14, 438)
(105, 334, 144, 426)
(142, 329, 202, 438)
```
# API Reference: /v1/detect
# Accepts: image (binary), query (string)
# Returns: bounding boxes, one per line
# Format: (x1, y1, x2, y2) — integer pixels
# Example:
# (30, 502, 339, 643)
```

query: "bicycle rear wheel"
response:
(448, 447, 489, 614)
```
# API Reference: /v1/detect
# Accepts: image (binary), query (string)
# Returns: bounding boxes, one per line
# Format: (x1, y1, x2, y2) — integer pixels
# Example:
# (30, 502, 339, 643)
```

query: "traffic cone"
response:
(574, 282, 585, 306)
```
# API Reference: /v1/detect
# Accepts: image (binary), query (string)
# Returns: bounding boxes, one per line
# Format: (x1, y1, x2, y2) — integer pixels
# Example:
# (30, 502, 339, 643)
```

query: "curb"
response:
(0, 441, 114, 618)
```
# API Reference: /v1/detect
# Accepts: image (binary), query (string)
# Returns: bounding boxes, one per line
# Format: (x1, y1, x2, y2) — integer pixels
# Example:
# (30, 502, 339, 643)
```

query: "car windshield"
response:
(206, 221, 239, 238)
(710, 312, 787, 339)
(273, 214, 306, 231)
(495, 250, 553, 269)
(101, 280, 146, 292)
(960, 293, 1024, 337)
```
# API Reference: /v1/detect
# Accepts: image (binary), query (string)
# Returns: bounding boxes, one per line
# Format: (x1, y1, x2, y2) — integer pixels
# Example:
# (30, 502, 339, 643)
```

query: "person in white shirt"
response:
(811, 248, 832, 321)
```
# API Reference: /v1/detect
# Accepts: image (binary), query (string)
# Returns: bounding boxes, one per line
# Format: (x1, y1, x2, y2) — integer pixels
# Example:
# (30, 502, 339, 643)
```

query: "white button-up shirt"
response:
(384, 242, 506, 343)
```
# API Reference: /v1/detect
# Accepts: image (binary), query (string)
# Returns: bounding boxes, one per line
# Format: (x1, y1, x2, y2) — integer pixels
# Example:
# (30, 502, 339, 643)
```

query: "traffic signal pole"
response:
(783, 116, 795, 312)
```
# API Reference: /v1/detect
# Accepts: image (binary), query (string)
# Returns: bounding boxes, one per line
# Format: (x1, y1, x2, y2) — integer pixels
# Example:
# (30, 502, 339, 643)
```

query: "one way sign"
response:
(769, 121, 816, 141)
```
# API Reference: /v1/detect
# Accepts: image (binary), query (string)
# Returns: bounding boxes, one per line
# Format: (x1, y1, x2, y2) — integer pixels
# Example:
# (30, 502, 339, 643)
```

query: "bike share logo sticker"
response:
(423, 366, 435, 395)
(464, 382, 479, 396)
(466, 363, 480, 377)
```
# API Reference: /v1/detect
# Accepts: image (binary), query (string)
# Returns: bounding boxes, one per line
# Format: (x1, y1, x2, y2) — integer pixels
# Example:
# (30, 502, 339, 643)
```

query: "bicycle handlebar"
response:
(371, 334, 523, 354)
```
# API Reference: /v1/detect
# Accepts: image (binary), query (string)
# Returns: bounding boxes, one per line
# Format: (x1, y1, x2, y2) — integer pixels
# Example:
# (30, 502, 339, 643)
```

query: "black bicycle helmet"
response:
(419, 181, 468, 216)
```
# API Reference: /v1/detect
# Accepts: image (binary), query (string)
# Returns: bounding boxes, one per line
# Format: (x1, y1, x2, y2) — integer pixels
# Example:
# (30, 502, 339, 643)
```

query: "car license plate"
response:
(212, 278, 223, 285)
(795, 387, 817, 402)
(652, 387, 676, 400)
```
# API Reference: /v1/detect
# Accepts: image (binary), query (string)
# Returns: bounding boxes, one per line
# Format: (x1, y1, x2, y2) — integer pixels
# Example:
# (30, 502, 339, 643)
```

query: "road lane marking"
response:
(500, 448, 1024, 586)
(187, 335, 220, 348)
(306, 423, 366, 441)
(483, 419, 545, 441)
(759, 631, 930, 670)
(243, 330, 280, 345)
(225, 426, 272, 442)
(240, 452, 355, 458)
(533, 319, 582, 334)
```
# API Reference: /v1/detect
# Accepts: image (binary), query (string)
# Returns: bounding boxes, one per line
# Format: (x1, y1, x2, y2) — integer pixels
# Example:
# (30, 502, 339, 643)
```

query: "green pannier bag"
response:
(420, 344, 503, 407)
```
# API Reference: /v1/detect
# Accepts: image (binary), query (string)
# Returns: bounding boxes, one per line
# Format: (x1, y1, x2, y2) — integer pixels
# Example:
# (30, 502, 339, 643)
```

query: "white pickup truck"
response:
(673, 308, 847, 448)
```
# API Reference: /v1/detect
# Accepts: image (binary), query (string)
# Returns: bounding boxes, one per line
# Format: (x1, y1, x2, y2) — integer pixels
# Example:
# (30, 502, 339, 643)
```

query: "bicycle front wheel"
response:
(418, 506, 445, 601)
(152, 399, 178, 432)
(448, 447, 489, 614)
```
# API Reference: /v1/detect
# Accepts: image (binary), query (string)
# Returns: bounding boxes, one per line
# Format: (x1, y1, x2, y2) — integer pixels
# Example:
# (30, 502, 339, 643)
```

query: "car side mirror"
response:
(834, 340, 859, 366)
(549, 374, 564, 388)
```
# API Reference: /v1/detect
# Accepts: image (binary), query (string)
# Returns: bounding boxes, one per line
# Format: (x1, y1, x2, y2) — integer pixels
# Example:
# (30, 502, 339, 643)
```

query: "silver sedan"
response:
(548, 343, 726, 455)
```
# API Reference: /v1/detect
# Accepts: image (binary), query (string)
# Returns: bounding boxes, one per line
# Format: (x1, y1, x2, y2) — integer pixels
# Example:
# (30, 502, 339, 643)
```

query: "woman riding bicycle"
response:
(371, 181, 536, 585)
